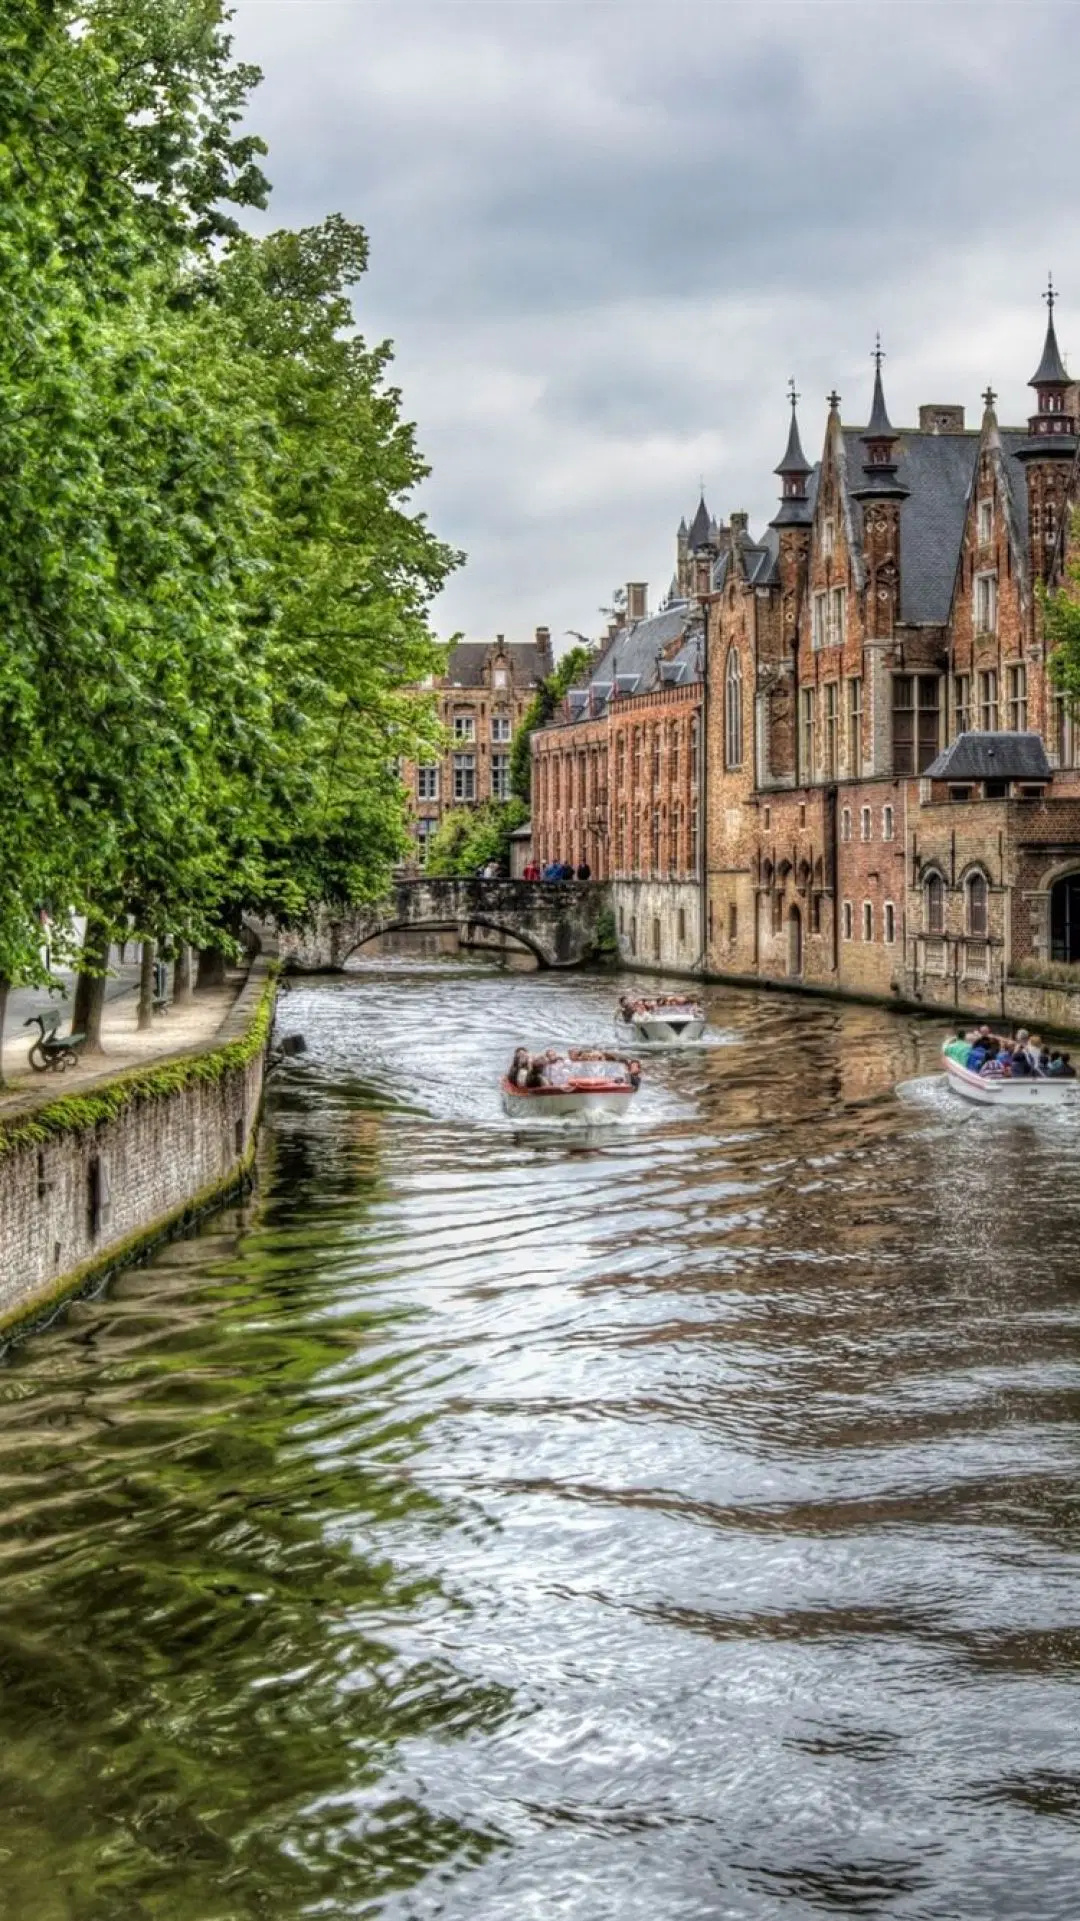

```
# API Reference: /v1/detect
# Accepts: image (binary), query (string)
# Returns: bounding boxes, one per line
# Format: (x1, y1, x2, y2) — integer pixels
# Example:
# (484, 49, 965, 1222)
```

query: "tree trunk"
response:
(197, 946, 227, 990)
(137, 940, 155, 1031)
(73, 919, 110, 1054)
(173, 943, 193, 1006)
(0, 977, 9, 1089)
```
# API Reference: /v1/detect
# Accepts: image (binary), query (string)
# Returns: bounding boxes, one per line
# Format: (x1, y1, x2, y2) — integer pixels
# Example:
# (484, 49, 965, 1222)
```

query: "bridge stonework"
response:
(276, 878, 611, 972)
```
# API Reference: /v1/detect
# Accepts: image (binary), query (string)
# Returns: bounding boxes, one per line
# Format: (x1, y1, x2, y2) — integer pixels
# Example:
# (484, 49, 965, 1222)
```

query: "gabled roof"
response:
(445, 639, 549, 689)
(925, 732, 1052, 781)
(545, 603, 702, 726)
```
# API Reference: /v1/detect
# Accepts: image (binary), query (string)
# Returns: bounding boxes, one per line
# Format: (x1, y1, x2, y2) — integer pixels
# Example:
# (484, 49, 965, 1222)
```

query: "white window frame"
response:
(978, 669, 999, 731)
(490, 752, 511, 800)
(417, 763, 439, 801)
(882, 804, 894, 842)
(453, 713, 476, 742)
(977, 499, 993, 545)
(822, 517, 835, 558)
(862, 900, 873, 942)
(453, 753, 476, 801)
(416, 817, 438, 866)
(828, 587, 845, 648)
(841, 807, 852, 843)
(491, 714, 512, 743)
(812, 592, 827, 651)
(799, 687, 816, 780)
(860, 806, 872, 843)
(974, 571, 998, 636)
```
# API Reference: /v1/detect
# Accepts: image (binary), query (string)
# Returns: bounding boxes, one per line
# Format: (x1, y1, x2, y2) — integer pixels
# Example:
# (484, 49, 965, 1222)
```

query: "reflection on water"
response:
(2, 964, 1080, 1919)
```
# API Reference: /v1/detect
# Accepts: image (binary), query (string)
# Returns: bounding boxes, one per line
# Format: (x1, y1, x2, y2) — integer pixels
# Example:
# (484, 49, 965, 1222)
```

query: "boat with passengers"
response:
(941, 1026, 1079, 1107)
(616, 993, 705, 1045)
(503, 1048, 641, 1120)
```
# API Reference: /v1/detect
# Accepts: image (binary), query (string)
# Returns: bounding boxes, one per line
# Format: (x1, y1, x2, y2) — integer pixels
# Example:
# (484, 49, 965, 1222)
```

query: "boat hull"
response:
(942, 1053, 1076, 1106)
(501, 1077, 637, 1121)
(618, 1013, 705, 1044)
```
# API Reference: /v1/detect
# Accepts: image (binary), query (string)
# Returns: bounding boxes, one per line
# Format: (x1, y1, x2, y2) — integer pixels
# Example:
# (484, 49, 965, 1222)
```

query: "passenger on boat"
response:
(978, 1040, 1007, 1078)
(943, 1030, 976, 1064)
(1049, 1051, 1077, 1077)
(509, 1047, 530, 1088)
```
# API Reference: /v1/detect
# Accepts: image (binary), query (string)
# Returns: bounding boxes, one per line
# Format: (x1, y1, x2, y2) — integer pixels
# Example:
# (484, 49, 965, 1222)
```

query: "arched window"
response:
(925, 871, 944, 935)
(966, 870, 988, 937)
(725, 647, 743, 768)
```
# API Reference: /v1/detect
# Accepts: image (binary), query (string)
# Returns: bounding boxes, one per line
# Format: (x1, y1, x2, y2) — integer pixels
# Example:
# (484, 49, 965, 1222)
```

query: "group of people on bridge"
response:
(944, 1026, 1076, 1079)
(521, 860, 591, 882)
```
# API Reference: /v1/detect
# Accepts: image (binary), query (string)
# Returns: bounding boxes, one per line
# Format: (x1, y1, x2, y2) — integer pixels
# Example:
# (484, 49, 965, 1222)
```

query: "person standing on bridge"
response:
(576, 860, 591, 881)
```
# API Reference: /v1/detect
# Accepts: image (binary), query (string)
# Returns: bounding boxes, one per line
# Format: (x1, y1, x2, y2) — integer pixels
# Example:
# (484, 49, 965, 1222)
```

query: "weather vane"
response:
(872, 333, 885, 373)
(1044, 272, 1056, 321)
(787, 377, 799, 411)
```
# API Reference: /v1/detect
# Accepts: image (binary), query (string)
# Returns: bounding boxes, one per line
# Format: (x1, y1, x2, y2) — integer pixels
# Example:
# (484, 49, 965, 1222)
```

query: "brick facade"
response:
(404, 629, 552, 865)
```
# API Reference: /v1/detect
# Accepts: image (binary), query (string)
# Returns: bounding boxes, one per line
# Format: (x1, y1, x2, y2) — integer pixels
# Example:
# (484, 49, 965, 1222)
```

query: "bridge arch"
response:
(344, 914, 550, 966)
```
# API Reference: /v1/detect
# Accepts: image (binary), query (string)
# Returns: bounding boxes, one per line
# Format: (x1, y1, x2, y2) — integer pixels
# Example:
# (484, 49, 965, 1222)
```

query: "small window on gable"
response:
(822, 517, 835, 558)
(977, 499, 993, 546)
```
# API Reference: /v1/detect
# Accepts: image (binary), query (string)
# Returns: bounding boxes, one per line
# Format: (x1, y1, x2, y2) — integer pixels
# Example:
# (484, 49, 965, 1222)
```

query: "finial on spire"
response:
(982, 384, 997, 412)
(827, 389, 841, 412)
(872, 333, 885, 375)
(1029, 275, 1070, 392)
(787, 377, 800, 412)
(1044, 272, 1056, 321)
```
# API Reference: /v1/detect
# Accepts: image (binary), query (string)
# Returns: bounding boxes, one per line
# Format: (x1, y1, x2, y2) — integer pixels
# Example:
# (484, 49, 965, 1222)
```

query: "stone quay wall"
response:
(0, 960, 276, 1338)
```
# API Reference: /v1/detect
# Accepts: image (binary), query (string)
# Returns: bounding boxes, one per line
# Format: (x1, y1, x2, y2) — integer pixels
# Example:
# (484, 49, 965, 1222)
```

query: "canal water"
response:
(1, 964, 1079, 1920)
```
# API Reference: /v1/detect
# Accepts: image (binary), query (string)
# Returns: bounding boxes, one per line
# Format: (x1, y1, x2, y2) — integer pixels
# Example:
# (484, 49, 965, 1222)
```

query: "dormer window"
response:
(977, 499, 993, 545)
(822, 517, 835, 558)
(493, 668, 508, 689)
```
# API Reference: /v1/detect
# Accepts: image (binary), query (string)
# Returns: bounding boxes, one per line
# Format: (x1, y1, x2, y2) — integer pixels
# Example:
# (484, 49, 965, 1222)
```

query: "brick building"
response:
(703, 291, 1080, 1018)
(406, 629, 552, 865)
(532, 291, 1080, 1021)
(530, 569, 705, 970)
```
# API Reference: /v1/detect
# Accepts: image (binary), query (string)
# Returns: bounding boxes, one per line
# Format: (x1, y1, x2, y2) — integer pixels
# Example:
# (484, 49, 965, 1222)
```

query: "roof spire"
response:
(687, 492, 714, 551)
(1029, 273, 1070, 390)
(770, 381, 813, 528)
(865, 334, 894, 438)
(852, 335, 908, 500)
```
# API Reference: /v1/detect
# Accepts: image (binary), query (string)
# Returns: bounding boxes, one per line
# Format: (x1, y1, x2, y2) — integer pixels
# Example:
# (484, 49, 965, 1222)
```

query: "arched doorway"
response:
(1051, 874, 1080, 962)
(787, 903, 803, 977)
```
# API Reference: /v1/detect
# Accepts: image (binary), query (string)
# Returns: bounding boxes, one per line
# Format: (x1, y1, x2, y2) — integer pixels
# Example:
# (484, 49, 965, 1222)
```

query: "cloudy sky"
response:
(232, 1, 1080, 653)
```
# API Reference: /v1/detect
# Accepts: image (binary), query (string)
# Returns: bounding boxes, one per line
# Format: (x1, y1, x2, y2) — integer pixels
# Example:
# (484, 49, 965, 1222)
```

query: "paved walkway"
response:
(0, 972, 247, 1107)
(5, 966, 141, 1041)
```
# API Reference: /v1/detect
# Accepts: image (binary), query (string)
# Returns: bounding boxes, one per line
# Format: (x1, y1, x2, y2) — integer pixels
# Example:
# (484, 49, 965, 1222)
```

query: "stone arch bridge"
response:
(275, 878, 610, 972)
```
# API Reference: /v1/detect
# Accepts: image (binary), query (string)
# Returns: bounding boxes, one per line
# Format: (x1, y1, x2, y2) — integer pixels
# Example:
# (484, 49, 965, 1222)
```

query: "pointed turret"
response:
(851, 338, 908, 500)
(1017, 277, 1076, 456)
(687, 494, 714, 550)
(771, 381, 813, 528)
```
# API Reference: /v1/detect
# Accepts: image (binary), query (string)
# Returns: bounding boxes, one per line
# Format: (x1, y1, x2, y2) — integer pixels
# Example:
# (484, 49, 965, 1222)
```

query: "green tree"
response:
(424, 798, 529, 878)
(1045, 521, 1080, 706)
(509, 643, 596, 804)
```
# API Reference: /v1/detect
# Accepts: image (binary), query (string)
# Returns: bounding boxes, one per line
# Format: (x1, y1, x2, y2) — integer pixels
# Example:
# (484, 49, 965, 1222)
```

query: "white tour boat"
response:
(942, 1045, 1077, 1107)
(617, 998, 706, 1045)
(502, 1066, 639, 1121)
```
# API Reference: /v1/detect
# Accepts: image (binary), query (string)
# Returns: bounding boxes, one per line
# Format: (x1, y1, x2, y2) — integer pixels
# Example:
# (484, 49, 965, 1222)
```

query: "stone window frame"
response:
(882, 804, 894, 842)
(978, 668, 999, 731)
(841, 806, 852, 843)
(846, 676, 863, 777)
(862, 900, 874, 942)
(860, 806, 872, 843)
(452, 712, 476, 742)
(842, 899, 854, 941)
(1006, 662, 1028, 733)
(964, 867, 990, 938)
(884, 900, 896, 945)
(491, 713, 512, 743)
(977, 498, 994, 546)
(724, 646, 744, 769)
(452, 753, 476, 802)
(417, 763, 439, 801)
(924, 868, 946, 936)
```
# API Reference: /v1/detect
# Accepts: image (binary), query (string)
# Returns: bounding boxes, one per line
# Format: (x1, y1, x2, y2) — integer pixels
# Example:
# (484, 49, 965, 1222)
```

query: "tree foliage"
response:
(509, 644, 596, 803)
(0, 1, 457, 1074)
(424, 798, 529, 878)
(1045, 518, 1080, 705)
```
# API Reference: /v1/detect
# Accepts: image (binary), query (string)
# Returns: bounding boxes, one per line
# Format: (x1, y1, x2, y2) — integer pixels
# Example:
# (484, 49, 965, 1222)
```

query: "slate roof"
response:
(841, 427, 978, 624)
(445, 639, 549, 688)
(712, 524, 780, 591)
(925, 731, 1052, 781)
(1030, 314, 1070, 388)
(547, 604, 702, 724)
(687, 495, 714, 549)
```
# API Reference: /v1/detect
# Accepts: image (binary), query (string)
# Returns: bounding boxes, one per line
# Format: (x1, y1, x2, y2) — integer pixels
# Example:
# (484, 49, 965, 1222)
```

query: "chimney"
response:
(534, 625, 553, 672)
(692, 550, 713, 599)
(730, 510, 749, 536)
(626, 582, 648, 622)
(918, 404, 965, 433)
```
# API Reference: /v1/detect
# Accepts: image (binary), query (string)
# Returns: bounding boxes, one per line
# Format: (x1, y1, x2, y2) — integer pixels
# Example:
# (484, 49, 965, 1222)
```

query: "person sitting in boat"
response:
(525, 1053, 548, 1088)
(1048, 1051, 1077, 1077)
(943, 1029, 977, 1064)
(1009, 1040, 1033, 1078)
(509, 1047, 530, 1087)
(976, 1038, 1006, 1077)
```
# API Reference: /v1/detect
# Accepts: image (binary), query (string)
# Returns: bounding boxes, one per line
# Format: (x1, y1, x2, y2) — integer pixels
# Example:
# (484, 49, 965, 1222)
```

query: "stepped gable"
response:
(445, 638, 550, 688)
(925, 731, 1052, 781)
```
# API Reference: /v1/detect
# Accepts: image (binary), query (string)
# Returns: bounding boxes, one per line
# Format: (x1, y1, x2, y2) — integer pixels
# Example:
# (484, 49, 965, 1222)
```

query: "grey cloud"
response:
(233, 0, 1080, 644)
